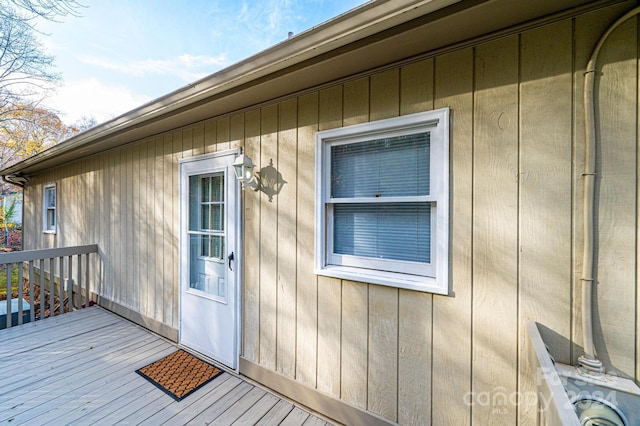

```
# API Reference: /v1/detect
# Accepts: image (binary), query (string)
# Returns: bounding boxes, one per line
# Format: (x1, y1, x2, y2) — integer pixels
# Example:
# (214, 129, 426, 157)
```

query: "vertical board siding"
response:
(146, 139, 157, 318)
(217, 117, 231, 152)
(367, 285, 399, 421)
(317, 275, 342, 397)
(20, 5, 640, 424)
(171, 131, 182, 326)
(570, 1, 632, 372)
(594, 16, 637, 377)
(340, 280, 368, 408)
(117, 148, 126, 304)
(432, 48, 474, 425)
(343, 77, 369, 126)
(138, 141, 148, 317)
(398, 290, 432, 425)
(193, 123, 205, 156)
(400, 59, 434, 115)
(518, 21, 573, 424)
(370, 69, 400, 121)
(243, 109, 262, 364)
(205, 119, 216, 153)
(108, 150, 117, 301)
(276, 98, 298, 379)
(162, 135, 173, 326)
(132, 144, 141, 312)
(472, 35, 519, 425)
(125, 145, 135, 310)
(259, 104, 278, 371)
(295, 92, 319, 388)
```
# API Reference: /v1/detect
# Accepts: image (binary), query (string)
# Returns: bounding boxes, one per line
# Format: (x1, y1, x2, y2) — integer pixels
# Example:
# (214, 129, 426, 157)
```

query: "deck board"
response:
(253, 398, 294, 425)
(0, 307, 332, 425)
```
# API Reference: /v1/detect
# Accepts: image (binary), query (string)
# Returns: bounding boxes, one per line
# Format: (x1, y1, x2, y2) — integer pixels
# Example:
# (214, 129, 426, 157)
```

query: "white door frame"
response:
(178, 149, 242, 371)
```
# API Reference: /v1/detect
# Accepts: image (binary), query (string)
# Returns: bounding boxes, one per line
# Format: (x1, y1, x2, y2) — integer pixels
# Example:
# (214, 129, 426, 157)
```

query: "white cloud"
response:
(237, 0, 297, 40)
(79, 53, 229, 83)
(47, 78, 152, 124)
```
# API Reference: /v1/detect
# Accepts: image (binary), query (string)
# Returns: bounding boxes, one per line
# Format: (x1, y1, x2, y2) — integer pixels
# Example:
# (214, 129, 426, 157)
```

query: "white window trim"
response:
(314, 108, 449, 295)
(43, 183, 57, 234)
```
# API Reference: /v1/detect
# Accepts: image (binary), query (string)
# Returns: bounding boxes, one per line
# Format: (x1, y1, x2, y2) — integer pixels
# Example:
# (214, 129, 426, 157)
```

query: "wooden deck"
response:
(0, 307, 333, 425)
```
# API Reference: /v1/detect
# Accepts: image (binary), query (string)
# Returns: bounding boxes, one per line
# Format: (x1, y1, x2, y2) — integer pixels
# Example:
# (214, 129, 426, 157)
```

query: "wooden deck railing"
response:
(0, 244, 99, 329)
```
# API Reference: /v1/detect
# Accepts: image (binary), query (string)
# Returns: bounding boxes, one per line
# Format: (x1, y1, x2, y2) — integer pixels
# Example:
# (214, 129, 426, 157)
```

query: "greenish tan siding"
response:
(22, 2, 640, 424)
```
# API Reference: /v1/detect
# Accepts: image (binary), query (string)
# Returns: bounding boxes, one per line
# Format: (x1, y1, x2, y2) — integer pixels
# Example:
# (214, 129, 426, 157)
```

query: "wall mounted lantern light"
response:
(233, 153, 259, 191)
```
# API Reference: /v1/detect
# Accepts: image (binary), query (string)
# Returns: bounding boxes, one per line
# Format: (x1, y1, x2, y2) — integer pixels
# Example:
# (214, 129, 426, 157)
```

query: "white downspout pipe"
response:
(578, 6, 640, 373)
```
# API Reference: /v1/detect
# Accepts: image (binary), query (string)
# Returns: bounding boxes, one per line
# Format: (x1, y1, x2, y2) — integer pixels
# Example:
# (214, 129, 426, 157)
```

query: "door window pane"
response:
(201, 205, 211, 231)
(189, 236, 226, 299)
(212, 175, 223, 202)
(211, 205, 223, 231)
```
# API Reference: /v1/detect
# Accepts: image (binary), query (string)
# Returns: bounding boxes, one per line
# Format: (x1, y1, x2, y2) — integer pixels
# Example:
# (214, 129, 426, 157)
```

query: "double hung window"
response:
(315, 109, 449, 294)
(43, 184, 57, 233)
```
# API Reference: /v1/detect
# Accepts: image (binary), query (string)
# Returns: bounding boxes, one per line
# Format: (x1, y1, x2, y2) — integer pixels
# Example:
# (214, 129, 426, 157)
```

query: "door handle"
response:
(228, 252, 234, 271)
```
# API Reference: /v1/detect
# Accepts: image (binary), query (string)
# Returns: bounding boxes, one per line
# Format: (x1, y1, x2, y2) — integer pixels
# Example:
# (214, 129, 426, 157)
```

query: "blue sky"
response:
(36, 0, 367, 124)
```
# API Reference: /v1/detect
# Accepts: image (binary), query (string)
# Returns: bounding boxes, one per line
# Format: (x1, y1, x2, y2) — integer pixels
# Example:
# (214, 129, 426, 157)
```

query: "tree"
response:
(0, 196, 18, 249)
(0, 103, 77, 168)
(0, 0, 83, 131)
(0, 1, 84, 251)
(70, 115, 98, 133)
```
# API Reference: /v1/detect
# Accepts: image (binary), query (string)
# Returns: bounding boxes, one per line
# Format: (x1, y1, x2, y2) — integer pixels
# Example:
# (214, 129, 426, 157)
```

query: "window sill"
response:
(43, 230, 56, 235)
(315, 265, 449, 295)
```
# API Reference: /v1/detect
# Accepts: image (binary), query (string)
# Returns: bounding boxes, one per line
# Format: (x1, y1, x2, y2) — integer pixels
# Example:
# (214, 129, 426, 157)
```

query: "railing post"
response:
(85, 253, 89, 308)
(77, 254, 83, 309)
(17, 264, 23, 325)
(28, 261, 34, 322)
(58, 256, 64, 316)
(6, 263, 12, 328)
(49, 258, 55, 318)
(39, 259, 45, 320)
(68, 255, 73, 311)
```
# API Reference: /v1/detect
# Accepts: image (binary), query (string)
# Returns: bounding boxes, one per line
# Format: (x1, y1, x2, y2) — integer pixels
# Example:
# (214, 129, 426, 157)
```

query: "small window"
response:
(315, 109, 449, 294)
(43, 184, 56, 233)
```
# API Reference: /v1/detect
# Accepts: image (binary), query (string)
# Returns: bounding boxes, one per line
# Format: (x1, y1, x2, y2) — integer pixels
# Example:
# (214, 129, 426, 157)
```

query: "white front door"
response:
(179, 150, 240, 369)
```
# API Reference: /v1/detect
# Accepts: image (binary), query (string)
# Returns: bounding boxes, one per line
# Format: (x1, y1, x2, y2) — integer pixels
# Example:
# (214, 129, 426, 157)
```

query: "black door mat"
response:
(136, 349, 223, 401)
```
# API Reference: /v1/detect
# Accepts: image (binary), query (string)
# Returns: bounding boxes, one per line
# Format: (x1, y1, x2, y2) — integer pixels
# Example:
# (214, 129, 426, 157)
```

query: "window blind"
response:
(330, 132, 430, 198)
(333, 202, 431, 264)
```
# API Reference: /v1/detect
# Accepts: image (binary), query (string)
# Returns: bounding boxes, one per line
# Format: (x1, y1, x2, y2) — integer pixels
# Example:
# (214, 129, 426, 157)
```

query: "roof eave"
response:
(0, 0, 462, 176)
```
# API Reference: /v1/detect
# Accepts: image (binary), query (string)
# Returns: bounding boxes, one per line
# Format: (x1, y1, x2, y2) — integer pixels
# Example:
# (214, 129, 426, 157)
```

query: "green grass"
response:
(0, 266, 21, 297)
